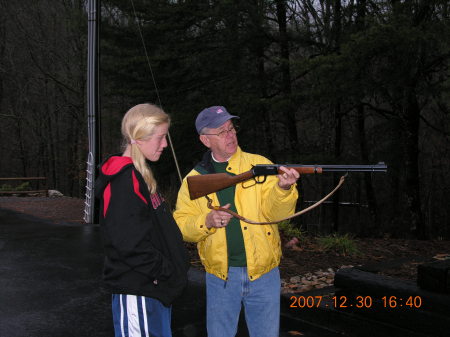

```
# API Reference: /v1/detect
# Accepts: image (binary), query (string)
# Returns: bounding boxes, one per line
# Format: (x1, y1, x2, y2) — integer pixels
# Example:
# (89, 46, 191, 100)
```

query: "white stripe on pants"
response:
(112, 294, 172, 337)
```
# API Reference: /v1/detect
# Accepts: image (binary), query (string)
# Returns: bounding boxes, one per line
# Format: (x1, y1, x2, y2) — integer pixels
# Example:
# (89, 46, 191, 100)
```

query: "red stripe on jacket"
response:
(103, 183, 111, 217)
(132, 170, 148, 205)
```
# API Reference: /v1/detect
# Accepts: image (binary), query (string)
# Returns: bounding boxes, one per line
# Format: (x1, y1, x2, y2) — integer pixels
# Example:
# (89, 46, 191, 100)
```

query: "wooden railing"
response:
(0, 177, 48, 196)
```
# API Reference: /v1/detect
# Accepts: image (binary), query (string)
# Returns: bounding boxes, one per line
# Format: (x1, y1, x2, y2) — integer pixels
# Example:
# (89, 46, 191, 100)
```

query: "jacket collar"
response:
(196, 146, 243, 175)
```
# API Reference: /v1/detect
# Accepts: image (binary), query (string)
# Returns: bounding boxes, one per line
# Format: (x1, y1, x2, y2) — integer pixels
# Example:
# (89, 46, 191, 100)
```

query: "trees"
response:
(0, 0, 87, 195)
(337, 0, 450, 239)
(284, 0, 449, 238)
(1, 0, 449, 238)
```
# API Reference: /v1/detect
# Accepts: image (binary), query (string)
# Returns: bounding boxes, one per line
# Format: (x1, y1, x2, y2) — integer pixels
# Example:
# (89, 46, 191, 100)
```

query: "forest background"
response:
(0, 0, 449, 240)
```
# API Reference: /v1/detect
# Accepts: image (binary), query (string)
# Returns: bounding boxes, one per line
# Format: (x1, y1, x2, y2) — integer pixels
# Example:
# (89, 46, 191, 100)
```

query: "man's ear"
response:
(199, 135, 211, 148)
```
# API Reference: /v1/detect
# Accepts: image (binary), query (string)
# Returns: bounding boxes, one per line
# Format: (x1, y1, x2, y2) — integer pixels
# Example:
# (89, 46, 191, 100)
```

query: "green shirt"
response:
(212, 161, 247, 267)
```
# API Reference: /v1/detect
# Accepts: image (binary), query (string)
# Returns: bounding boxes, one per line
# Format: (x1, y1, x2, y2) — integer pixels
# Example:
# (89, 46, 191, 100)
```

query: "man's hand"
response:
(205, 203, 233, 228)
(277, 166, 300, 190)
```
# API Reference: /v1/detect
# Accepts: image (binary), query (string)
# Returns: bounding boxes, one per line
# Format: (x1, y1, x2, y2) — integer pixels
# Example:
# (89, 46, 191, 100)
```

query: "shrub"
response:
(317, 233, 360, 256)
(16, 182, 31, 191)
(0, 184, 13, 191)
(278, 221, 305, 239)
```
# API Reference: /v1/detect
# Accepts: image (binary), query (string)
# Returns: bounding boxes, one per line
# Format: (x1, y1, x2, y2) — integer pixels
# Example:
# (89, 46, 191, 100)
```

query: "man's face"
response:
(199, 120, 238, 162)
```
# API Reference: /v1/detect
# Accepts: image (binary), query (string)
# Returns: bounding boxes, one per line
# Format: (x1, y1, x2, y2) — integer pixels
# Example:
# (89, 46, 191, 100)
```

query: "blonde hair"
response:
(121, 103, 170, 194)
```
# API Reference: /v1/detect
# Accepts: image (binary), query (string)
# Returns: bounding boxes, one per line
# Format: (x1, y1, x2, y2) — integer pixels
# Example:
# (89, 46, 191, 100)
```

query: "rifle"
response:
(187, 162, 387, 200)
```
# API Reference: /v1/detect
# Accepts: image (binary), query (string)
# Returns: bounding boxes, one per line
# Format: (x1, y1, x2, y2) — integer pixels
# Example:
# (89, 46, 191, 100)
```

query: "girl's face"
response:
(136, 123, 169, 162)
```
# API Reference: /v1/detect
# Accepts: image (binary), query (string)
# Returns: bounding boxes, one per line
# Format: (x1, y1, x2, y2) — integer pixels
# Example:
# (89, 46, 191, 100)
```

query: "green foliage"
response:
(317, 234, 360, 256)
(278, 221, 305, 239)
(0, 184, 13, 191)
(0, 182, 31, 191)
(15, 182, 31, 191)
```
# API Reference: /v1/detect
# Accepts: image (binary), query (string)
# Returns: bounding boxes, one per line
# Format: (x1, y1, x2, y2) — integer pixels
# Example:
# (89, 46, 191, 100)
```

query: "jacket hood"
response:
(95, 155, 133, 198)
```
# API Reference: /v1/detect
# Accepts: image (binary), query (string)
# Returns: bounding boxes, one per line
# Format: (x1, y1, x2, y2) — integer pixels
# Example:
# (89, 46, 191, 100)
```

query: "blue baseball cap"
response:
(195, 106, 239, 134)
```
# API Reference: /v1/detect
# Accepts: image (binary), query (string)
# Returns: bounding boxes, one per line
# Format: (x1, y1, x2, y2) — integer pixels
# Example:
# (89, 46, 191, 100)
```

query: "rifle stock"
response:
(187, 162, 387, 200)
(187, 170, 255, 200)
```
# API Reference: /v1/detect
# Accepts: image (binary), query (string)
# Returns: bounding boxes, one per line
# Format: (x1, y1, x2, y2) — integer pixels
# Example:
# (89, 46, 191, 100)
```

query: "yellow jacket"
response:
(173, 147, 298, 280)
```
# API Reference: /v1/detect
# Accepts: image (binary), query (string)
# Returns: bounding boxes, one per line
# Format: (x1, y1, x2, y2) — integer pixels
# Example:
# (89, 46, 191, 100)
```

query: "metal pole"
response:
(84, 0, 101, 224)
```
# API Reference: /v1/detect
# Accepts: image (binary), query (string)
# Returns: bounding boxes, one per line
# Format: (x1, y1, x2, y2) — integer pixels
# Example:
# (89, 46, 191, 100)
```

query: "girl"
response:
(95, 103, 189, 337)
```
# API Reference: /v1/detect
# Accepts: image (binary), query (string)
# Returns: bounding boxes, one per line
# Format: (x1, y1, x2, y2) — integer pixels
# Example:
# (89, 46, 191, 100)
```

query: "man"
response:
(174, 106, 299, 337)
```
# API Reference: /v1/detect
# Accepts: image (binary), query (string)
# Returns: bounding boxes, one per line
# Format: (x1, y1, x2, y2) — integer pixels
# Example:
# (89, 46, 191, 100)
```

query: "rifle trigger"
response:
(255, 175, 267, 184)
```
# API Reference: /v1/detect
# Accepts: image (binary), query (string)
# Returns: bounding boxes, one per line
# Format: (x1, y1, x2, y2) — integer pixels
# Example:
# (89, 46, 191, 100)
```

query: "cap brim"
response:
(207, 114, 240, 129)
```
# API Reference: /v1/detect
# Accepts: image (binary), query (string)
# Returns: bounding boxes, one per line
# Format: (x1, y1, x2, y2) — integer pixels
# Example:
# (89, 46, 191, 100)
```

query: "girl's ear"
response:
(135, 139, 144, 146)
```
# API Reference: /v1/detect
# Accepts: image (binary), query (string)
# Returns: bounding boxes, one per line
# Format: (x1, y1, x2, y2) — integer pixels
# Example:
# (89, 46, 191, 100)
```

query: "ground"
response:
(1, 196, 449, 291)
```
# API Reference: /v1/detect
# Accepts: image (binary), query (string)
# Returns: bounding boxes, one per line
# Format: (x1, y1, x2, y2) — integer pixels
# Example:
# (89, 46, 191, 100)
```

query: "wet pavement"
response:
(0, 208, 341, 337)
(0, 208, 112, 337)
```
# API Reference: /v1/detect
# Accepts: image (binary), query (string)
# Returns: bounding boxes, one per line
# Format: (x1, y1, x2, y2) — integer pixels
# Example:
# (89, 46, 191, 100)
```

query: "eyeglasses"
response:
(202, 125, 239, 138)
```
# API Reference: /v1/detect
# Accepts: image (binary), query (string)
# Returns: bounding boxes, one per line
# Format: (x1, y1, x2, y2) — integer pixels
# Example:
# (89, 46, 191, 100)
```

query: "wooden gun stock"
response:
(186, 162, 387, 200)
(187, 170, 254, 200)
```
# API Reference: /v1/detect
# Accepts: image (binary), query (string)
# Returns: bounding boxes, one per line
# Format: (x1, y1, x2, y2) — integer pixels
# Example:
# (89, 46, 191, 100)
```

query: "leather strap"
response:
(206, 174, 347, 225)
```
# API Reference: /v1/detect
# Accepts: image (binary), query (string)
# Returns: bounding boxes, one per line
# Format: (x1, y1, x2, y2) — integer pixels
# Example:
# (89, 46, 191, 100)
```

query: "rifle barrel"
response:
(314, 162, 387, 172)
(253, 162, 387, 175)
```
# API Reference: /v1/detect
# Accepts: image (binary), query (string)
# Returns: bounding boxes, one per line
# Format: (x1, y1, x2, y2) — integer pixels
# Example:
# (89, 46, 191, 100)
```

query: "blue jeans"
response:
(206, 267, 280, 337)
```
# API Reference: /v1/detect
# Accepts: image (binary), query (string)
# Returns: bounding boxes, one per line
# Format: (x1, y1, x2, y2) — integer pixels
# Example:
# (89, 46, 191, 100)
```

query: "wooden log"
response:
(0, 177, 46, 181)
(0, 190, 48, 194)
(334, 268, 450, 335)
(417, 259, 450, 294)
(335, 268, 450, 314)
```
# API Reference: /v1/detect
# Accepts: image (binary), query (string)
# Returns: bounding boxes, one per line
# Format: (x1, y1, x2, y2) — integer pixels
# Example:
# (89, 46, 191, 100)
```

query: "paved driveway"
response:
(0, 208, 340, 337)
(0, 208, 113, 337)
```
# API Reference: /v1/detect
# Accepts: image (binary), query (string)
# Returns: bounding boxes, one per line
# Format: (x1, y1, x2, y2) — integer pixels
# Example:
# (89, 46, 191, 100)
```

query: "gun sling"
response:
(205, 174, 347, 225)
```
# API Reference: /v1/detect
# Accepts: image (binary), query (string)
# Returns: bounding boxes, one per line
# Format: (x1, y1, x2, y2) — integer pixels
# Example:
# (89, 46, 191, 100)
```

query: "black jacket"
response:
(95, 155, 189, 306)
